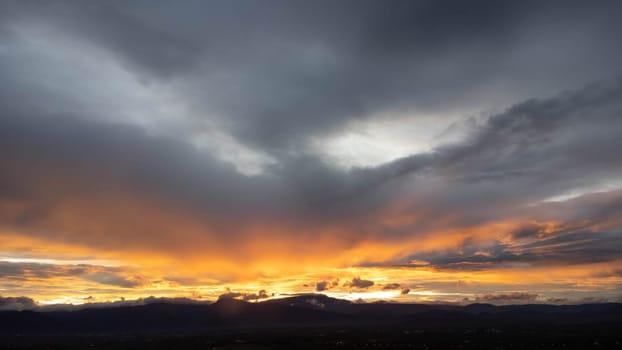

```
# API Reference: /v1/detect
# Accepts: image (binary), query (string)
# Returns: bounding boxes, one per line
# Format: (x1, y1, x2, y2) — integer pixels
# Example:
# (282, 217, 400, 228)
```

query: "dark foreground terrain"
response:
(1, 295, 621, 349)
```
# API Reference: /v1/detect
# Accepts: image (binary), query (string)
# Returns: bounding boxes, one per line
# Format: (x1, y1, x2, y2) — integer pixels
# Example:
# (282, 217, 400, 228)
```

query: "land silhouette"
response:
(1, 294, 620, 349)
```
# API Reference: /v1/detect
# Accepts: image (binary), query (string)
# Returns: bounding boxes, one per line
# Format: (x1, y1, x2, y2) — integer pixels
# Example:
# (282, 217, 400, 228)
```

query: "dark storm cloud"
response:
(400, 190, 622, 270)
(2, 78, 622, 258)
(366, 79, 622, 231)
(2, 0, 621, 152)
(0, 113, 292, 250)
(1, 0, 622, 274)
(265, 74, 622, 216)
(0, 114, 280, 213)
(512, 225, 548, 240)
(410, 230, 622, 271)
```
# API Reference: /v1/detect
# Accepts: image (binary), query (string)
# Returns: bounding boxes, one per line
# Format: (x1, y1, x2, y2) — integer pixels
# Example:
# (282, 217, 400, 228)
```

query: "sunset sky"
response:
(1, 0, 622, 308)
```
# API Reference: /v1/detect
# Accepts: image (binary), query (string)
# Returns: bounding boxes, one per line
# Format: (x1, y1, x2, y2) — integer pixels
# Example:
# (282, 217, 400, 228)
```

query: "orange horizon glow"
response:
(2, 215, 621, 307)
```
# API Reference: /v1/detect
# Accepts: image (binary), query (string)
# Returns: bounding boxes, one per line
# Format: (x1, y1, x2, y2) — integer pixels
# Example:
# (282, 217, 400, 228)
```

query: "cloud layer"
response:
(0, 0, 621, 305)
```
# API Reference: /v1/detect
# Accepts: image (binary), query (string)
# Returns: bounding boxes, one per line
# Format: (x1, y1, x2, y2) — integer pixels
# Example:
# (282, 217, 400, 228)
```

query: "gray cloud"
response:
(0, 295, 37, 311)
(413, 189, 622, 270)
(242, 290, 270, 302)
(2, 1, 621, 154)
(1, 0, 622, 287)
(82, 272, 144, 288)
(381, 283, 411, 295)
(345, 277, 374, 289)
(476, 292, 538, 304)
(0, 261, 98, 280)
(2, 76, 622, 265)
(217, 291, 242, 301)
(382, 283, 402, 290)
(546, 298, 568, 304)
(218, 289, 270, 302)
(0, 114, 290, 251)
(315, 281, 330, 292)
(38, 296, 209, 311)
(315, 279, 339, 292)
(0, 261, 144, 289)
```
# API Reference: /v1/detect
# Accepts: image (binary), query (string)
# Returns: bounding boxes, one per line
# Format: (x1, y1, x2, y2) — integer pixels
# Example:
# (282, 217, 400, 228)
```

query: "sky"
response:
(1, 0, 622, 308)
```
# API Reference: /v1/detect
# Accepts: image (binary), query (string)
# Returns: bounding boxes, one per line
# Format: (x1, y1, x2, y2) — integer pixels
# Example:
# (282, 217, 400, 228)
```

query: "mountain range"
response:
(1, 294, 621, 334)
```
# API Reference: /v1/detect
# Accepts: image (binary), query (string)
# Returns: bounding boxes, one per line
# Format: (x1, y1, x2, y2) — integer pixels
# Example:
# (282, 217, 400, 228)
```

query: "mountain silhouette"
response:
(0, 295, 621, 334)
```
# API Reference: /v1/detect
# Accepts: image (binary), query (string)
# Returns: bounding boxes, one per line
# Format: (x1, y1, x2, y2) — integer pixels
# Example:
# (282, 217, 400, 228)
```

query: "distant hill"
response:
(0, 295, 621, 334)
